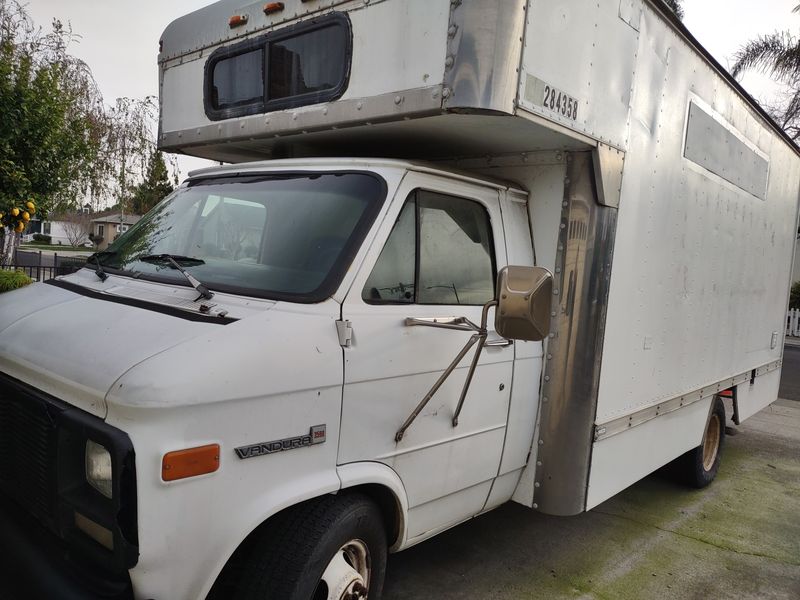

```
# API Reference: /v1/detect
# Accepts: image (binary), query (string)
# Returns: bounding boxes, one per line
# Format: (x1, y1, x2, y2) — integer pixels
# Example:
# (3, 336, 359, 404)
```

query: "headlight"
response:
(85, 440, 113, 498)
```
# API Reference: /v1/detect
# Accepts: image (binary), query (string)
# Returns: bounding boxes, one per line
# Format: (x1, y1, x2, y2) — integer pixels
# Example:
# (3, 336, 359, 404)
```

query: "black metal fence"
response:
(3, 249, 88, 281)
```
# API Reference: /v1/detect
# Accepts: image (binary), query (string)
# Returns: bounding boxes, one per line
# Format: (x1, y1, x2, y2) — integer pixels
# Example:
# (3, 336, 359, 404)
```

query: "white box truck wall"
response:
(1, 1, 798, 599)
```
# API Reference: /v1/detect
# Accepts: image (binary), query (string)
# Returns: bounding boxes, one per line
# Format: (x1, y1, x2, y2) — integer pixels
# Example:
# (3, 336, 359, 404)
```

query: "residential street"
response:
(383, 373, 800, 599)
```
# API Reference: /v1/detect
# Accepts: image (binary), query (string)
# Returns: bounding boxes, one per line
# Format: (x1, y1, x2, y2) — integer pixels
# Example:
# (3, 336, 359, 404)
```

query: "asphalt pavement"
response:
(780, 343, 800, 402)
(384, 397, 800, 599)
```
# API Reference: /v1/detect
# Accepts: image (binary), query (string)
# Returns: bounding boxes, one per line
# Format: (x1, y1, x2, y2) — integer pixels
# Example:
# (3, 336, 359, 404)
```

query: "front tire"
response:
(677, 396, 726, 488)
(221, 493, 388, 600)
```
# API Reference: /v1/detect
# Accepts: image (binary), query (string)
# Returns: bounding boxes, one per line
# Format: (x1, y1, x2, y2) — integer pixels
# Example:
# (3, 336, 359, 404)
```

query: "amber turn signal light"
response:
(229, 14, 249, 28)
(263, 2, 285, 15)
(162, 444, 220, 481)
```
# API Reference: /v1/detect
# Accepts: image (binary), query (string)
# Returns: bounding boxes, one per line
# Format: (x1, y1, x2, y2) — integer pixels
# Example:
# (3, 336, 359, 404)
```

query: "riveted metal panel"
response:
(595, 3, 800, 430)
(532, 152, 618, 516)
(159, 0, 452, 156)
(159, 0, 363, 61)
(442, 0, 526, 115)
(683, 100, 770, 200)
(518, 0, 641, 150)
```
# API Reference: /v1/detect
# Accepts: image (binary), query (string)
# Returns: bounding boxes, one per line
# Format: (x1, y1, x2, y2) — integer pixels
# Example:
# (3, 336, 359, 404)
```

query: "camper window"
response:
(210, 48, 264, 110)
(204, 13, 351, 120)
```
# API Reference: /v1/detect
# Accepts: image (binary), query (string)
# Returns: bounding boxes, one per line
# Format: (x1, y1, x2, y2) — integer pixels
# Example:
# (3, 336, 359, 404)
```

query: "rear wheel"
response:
(216, 493, 388, 600)
(678, 397, 726, 488)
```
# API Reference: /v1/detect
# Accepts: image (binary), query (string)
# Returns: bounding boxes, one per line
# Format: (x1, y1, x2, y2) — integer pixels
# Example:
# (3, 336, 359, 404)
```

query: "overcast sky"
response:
(27, 0, 800, 181)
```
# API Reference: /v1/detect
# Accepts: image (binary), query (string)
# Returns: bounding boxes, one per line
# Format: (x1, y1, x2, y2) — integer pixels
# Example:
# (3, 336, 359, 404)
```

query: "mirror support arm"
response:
(396, 300, 498, 442)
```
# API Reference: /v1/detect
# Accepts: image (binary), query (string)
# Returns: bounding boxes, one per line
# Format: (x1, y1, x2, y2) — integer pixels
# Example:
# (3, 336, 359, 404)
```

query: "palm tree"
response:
(731, 5, 800, 141)
(662, 0, 684, 20)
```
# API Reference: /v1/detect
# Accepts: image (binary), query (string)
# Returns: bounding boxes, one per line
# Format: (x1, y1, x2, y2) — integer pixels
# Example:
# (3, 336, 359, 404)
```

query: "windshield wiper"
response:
(138, 254, 214, 300)
(86, 250, 117, 282)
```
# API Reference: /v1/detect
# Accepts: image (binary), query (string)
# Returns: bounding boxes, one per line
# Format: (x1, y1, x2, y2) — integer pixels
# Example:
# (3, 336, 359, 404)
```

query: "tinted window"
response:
(268, 24, 348, 101)
(205, 14, 351, 120)
(418, 192, 495, 305)
(211, 48, 264, 109)
(363, 201, 415, 303)
(363, 191, 496, 305)
(98, 173, 385, 302)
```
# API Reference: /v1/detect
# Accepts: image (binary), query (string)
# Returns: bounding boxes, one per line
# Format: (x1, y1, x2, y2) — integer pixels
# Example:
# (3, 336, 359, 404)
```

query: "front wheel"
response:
(222, 493, 388, 600)
(677, 396, 726, 488)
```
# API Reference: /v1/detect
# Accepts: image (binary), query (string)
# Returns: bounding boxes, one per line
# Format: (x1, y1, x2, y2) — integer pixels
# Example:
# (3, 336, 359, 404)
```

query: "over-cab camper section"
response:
(159, 0, 800, 516)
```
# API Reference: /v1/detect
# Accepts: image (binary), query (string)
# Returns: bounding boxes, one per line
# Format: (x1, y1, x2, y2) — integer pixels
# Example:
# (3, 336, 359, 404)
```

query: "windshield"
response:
(98, 172, 386, 301)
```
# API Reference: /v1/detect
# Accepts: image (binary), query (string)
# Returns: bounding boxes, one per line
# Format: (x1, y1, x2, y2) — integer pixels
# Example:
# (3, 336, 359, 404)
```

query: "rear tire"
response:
(215, 493, 388, 600)
(677, 397, 726, 488)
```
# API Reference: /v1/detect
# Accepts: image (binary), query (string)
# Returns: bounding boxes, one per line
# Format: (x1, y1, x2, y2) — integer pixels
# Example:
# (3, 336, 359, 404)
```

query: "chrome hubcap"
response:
(316, 539, 370, 600)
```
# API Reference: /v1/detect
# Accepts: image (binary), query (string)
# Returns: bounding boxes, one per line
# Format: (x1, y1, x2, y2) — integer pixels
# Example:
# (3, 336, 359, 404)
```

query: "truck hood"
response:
(0, 272, 275, 418)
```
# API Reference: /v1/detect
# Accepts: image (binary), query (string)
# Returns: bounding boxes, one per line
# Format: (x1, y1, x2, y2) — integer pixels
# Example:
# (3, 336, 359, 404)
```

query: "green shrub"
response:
(791, 281, 800, 310)
(0, 270, 33, 293)
(32, 233, 51, 244)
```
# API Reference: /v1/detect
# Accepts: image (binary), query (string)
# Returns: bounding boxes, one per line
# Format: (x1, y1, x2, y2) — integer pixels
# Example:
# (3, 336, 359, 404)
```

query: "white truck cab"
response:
(1, 1, 798, 599)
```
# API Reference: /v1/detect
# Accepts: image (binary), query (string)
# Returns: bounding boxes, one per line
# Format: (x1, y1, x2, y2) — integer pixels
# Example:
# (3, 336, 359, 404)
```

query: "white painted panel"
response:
(405, 481, 492, 542)
(496, 188, 543, 476)
(344, 0, 449, 100)
(340, 171, 512, 537)
(390, 426, 506, 507)
(161, 61, 207, 132)
(595, 4, 800, 425)
(482, 469, 523, 512)
(519, 0, 640, 149)
(684, 101, 770, 199)
(498, 355, 541, 476)
(737, 369, 782, 422)
(470, 160, 567, 274)
(587, 397, 711, 509)
(159, 0, 450, 136)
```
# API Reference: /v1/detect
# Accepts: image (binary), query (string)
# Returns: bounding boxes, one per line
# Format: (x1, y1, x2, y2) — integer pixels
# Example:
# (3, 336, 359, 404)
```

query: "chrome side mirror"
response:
(495, 266, 553, 341)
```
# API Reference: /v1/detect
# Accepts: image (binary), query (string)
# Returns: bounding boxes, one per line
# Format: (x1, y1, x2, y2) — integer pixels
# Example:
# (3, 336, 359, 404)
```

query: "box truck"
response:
(1, 0, 798, 598)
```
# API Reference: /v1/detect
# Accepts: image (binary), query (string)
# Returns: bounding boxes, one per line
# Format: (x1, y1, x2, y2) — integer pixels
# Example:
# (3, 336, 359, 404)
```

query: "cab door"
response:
(338, 173, 514, 542)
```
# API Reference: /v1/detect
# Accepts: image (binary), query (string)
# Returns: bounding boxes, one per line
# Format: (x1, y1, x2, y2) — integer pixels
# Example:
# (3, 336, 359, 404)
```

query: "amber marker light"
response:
(162, 444, 220, 482)
(263, 2, 285, 15)
(229, 14, 249, 28)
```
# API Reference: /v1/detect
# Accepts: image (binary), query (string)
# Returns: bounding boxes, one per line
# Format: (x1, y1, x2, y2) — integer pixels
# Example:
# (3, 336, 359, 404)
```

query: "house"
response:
(39, 220, 77, 246)
(90, 214, 142, 251)
(25, 204, 95, 246)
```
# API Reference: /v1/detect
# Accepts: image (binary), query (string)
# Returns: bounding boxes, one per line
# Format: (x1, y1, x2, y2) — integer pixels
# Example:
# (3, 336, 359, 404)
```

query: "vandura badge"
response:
(234, 425, 326, 459)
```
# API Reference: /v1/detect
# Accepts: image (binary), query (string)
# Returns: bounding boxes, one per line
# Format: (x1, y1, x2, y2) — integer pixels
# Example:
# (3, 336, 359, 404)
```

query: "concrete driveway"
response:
(383, 399, 800, 599)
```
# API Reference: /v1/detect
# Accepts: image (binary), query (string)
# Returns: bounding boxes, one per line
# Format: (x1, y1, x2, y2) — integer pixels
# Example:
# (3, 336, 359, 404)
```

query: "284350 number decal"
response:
(543, 84, 578, 121)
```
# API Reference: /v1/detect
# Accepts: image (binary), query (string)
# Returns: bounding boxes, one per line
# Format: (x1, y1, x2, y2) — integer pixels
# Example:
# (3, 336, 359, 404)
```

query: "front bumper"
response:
(0, 494, 132, 599)
(0, 372, 139, 599)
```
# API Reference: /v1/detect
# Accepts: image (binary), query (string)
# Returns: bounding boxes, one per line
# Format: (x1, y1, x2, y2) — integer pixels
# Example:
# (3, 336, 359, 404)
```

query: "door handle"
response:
(485, 337, 513, 348)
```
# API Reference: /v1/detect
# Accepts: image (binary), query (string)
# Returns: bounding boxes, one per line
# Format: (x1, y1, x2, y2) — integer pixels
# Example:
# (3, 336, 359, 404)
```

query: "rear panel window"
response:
(205, 13, 351, 120)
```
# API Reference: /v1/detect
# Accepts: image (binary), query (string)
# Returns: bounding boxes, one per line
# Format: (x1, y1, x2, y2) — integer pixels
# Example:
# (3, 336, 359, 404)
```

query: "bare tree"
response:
(61, 212, 91, 247)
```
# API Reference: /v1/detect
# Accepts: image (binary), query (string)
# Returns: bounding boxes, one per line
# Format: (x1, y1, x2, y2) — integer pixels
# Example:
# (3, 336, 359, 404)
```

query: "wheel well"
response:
(207, 485, 402, 599)
(347, 483, 402, 547)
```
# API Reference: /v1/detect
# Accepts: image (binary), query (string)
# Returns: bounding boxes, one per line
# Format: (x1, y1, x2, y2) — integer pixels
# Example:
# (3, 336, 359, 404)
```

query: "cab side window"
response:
(363, 190, 496, 305)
